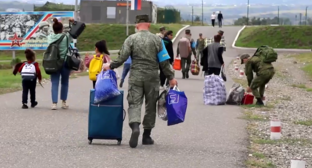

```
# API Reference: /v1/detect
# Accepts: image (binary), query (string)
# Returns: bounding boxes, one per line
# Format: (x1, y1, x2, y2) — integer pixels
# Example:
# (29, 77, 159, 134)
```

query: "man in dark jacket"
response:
(217, 11, 223, 28)
(159, 30, 174, 88)
(201, 35, 224, 75)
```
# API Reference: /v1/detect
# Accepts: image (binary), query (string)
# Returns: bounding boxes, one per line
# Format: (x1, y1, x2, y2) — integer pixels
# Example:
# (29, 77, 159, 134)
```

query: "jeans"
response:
(211, 19, 215, 27)
(50, 64, 71, 103)
(218, 20, 222, 27)
(121, 63, 131, 83)
(22, 79, 37, 104)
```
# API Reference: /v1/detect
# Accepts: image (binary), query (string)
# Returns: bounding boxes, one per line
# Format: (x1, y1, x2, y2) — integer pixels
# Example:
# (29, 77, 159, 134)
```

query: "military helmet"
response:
(135, 15, 150, 23)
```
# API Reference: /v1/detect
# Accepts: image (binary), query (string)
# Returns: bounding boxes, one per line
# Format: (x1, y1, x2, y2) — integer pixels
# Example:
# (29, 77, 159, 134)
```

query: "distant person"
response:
(18, 49, 42, 109)
(201, 35, 224, 75)
(156, 26, 166, 38)
(190, 33, 197, 57)
(218, 11, 223, 28)
(196, 33, 205, 62)
(160, 30, 174, 88)
(177, 29, 192, 79)
(240, 52, 276, 106)
(119, 56, 131, 88)
(211, 12, 216, 27)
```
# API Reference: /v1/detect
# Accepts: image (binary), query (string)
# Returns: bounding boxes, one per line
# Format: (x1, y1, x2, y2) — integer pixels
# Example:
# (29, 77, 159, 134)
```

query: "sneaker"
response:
(51, 103, 57, 110)
(62, 101, 69, 109)
(22, 104, 28, 109)
(31, 101, 38, 108)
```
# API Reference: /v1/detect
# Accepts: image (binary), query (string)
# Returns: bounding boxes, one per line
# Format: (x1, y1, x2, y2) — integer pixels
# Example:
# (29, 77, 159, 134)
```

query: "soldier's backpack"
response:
(43, 34, 66, 74)
(253, 45, 278, 63)
(89, 54, 104, 81)
(21, 62, 37, 81)
(178, 37, 190, 58)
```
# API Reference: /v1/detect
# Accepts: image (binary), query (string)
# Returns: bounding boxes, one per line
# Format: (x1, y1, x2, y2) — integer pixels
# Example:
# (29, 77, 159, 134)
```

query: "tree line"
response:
(234, 16, 312, 25)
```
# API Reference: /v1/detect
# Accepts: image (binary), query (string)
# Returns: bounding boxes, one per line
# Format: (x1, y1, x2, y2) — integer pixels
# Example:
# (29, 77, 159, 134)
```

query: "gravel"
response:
(228, 54, 312, 168)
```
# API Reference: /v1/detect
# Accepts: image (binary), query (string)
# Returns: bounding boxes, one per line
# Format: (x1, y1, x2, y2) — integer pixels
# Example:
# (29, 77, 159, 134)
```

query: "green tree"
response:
(194, 16, 200, 21)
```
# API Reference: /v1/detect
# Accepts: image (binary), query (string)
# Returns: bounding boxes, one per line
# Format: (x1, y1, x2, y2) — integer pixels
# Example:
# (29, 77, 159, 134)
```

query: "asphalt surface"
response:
(0, 26, 248, 168)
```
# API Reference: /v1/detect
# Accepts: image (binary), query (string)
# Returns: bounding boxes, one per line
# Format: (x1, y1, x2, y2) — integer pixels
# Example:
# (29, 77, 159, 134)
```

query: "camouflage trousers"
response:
(127, 79, 159, 129)
(250, 68, 275, 99)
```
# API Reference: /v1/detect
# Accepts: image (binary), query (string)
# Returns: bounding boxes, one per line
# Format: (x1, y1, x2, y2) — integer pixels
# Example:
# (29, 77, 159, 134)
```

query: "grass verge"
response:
(235, 26, 312, 49)
(294, 119, 312, 126)
(0, 24, 185, 61)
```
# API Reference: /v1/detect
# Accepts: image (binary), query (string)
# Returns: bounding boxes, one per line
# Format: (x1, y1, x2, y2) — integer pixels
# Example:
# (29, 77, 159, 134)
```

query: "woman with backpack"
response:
(47, 18, 75, 110)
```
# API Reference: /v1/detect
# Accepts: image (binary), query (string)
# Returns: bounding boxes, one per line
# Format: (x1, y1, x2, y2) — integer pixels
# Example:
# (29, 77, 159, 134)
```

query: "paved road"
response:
(0, 26, 247, 168)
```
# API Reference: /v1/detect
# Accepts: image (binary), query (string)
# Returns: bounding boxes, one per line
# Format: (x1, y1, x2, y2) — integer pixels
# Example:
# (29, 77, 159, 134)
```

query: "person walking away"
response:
(159, 30, 174, 89)
(177, 29, 195, 79)
(190, 33, 197, 57)
(87, 40, 111, 88)
(18, 49, 42, 109)
(156, 26, 166, 38)
(217, 11, 223, 28)
(240, 51, 276, 106)
(119, 56, 132, 88)
(103, 15, 177, 148)
(218, 30, 224, 40)
(211, 12, 216, 27)
(47, 18, 75, 110)
(196, 33, 205, 64)
(201, 35, 224, 75)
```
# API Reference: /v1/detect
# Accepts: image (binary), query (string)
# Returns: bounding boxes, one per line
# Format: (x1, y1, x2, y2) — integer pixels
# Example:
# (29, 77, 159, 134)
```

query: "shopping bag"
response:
(191, 59, 200, 75)
(157, 40, 171, 62)
(94, 70, 121, 103)
(173, 57, 181, 70)
(157, 89, 169, 121)
(166, 86, 188, 126)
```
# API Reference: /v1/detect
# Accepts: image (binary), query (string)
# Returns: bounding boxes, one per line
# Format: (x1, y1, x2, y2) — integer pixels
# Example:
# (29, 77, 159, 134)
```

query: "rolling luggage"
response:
(69, 21, 86, 39)
(88, 89, 126, 145)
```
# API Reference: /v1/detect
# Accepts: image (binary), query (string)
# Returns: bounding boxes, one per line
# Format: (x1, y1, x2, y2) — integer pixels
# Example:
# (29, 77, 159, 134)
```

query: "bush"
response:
(10, 58, 21, 66)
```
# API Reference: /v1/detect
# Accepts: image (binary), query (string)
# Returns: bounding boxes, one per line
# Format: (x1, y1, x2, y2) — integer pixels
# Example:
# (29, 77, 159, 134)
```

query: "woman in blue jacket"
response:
(119, 56, 131, 88)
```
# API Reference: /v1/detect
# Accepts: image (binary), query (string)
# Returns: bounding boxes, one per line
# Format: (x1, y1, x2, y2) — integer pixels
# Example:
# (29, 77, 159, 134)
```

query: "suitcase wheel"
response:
(88, 138, 93, 145)
(117, 139, 122, 145)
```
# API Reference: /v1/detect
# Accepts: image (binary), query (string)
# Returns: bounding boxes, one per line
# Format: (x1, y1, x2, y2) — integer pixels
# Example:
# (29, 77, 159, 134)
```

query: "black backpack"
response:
(43, 34, 66, 74)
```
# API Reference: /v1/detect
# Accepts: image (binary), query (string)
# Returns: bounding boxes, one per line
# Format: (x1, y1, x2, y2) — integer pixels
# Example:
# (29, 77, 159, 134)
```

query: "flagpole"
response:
(126, 0, 129, 36)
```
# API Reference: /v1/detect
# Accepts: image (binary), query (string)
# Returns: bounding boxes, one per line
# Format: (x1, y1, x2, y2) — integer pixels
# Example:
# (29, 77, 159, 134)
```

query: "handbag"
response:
(166, 86, 188, 126)
(173, 57, 181, 70)
(65, 37, 81, 71)
(220, 66, 227, 81)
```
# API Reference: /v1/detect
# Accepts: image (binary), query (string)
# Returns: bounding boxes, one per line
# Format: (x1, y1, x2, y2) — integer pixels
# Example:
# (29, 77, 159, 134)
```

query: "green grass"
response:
(235, 26, 312, 49)
(240, 111, 268, 121)
(246, 159, 276, 168)
(294, 120, 312, 126)
(0, 24, 185, 61)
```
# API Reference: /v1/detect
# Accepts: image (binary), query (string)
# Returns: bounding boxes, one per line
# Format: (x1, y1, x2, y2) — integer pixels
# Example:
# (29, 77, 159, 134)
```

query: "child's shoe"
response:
(62, 100, 69, 109)
(51, 103, 57, 110)
(31, 101, 38, 108)
(22, 104, 28, 109)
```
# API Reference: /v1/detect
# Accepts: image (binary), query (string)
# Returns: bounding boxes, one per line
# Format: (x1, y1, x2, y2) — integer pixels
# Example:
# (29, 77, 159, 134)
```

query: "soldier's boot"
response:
(256, 98, 264, 106)
(186, 72, 189, 79)
(182, 72, 185, 79)
(142, 129, 154, 145)
(129, 122, 140, 148)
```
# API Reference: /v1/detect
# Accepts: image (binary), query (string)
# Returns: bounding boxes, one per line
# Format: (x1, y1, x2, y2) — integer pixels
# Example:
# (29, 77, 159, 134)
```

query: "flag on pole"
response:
(131, 0, 141, 10)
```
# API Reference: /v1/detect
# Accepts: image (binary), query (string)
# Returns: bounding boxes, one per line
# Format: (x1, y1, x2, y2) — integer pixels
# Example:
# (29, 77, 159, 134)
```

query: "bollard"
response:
(239, 70, 244, 77)
(270, 118, 282, 140)
(291, 160, 306, 168)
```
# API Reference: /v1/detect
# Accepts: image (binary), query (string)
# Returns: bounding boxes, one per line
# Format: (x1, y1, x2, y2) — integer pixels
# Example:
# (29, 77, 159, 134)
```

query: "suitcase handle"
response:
(123, 109, 126, 121)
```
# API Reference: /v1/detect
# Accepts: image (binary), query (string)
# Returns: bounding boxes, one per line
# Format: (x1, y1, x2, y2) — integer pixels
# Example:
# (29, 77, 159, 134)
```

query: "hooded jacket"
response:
(163, 37, 174, 64)
(47, 32, 72, 59)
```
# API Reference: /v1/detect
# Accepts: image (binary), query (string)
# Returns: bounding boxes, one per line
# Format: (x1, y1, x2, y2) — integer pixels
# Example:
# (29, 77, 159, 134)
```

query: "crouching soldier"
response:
(240, 48, 277, 105)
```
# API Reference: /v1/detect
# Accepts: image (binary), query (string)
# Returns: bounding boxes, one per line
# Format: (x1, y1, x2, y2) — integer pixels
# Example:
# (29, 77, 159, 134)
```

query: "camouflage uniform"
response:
(110, 15, 174, 135)
(241, 54, 275, 99)
(196, 38, 205, 61)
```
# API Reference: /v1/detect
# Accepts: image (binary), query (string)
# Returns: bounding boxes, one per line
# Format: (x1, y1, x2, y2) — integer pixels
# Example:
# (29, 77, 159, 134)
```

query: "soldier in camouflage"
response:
(240, 54, 275, 105)
(196, 33, 205, 62)
(103, 15, 177, 148)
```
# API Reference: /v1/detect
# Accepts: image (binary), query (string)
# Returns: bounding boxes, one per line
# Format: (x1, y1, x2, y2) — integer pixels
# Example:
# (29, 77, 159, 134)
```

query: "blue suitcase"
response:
(88, 89, 125, 145)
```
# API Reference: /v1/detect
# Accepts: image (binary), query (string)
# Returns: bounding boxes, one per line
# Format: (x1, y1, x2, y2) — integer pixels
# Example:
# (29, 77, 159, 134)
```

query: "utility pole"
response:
(277, 6, 279, 25)
(74, 0, 78, 20)
(246, 0, 249, 25)
(126, 0, 129, 36)
(305, 6, 308, 25)
(192, 6, 194, 25)
(299, 13, 302, 25)
(202, 0, 204, 25)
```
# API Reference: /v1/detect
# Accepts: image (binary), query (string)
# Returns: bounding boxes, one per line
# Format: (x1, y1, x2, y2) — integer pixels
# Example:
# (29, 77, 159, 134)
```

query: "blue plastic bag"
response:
(166, 86, 188, 126)
(94, 70, 121, 103)
(157, 40, 171, 62)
